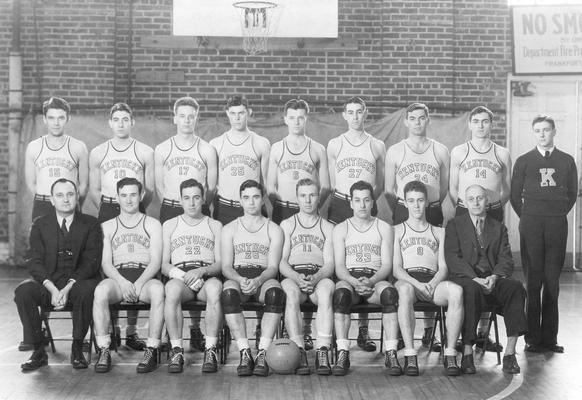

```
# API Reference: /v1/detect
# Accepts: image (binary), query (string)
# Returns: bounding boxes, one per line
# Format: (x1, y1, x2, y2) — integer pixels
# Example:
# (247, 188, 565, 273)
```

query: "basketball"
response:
(265, 338, 301, 374)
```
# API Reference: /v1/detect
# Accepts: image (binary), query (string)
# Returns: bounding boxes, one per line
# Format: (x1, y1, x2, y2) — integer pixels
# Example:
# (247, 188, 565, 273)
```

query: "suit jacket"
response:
(26, 211, 103, 283)
(444, 213, 514, 279)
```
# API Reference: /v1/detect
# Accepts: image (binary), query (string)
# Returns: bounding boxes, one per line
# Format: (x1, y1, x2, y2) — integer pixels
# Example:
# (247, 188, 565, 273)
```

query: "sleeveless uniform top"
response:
(277, 138, 318, 202)
(162, 137, 207, 201)
(288, 215, 326, 275)
(398, 222, 440, 282)
(99, 140, 145, 198)
(217, 133, 261, 201)
(334, 134, 377, 195)
(458, 142, 503, 205)
(395, 140, 441, 203)
(111, 215, 150, 283)
(169, 215, 215, 271)
(232, 217, 270, 279)
(34, 136, 79, 195)
(345, 218, 382, 279)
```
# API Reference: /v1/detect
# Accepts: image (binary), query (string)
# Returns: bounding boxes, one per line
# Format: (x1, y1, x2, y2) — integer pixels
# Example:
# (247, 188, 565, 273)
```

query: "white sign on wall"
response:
(511, 5, 582, 75)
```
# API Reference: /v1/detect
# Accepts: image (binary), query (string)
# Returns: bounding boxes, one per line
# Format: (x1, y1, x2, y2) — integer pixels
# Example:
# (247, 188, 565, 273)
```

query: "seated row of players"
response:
(16, 175, 526, 378)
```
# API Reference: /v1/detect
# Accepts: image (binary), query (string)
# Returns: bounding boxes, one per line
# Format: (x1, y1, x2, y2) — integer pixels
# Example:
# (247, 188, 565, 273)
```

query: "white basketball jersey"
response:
(398, 222, 440, 274)
(34, 136, 79, 195)
(99, 140, 145, 198)
(334, 134, 377, 194)
(345, 218, 382, 278)
(277, 139, 318, 202)
(162, 137, 208, 201)
(395, 140, 441, 203)
(169, 215, 215, 269)
(111, 215, 151, 268)
(458, 142, 503, 205)
(288, 215, 326, 273)
(232, 218, 270, 278)
(216, 133, 261, 200)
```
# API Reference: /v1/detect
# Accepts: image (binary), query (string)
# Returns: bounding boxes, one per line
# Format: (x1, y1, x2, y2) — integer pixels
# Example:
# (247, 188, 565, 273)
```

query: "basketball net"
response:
(233, 1, 279, 55)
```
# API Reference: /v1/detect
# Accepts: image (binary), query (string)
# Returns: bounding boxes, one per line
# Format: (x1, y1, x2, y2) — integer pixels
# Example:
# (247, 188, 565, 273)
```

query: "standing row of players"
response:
(21, 95, 577, 376)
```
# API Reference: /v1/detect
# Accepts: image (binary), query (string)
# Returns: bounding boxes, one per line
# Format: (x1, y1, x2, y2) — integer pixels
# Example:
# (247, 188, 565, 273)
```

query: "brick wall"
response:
(0, 0, 512, 247)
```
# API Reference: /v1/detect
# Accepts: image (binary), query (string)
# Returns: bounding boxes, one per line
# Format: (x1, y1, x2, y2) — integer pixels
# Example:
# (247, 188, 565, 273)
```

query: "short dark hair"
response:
(469, 106, 493, 122)
(284, 98, 310, 115)
(109, 102, 133, 119)
(50, 178, 77, 195)
(42, 97, 70, 117)
(173, 96, 200, 115)
(180, 178, 205, 198)
(343, 96, 366, 112)
(406, 102, 429, 118)
(226, 95, 249, 110)
(349, 180, 373, 198)
(531, 114, 555, 130)
(296, 178, 319, 195)
(403, 181, 427, 199)
(239, 179, 264, 196)
(116, 177, 142, 195)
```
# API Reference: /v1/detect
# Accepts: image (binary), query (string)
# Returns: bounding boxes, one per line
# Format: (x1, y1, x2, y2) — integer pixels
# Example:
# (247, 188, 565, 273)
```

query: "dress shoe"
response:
(18, 342, 34, 352)
(475, 332, 503, 352)
(524, 343, 546, 353)
(545, 344, 564, 353)
(71, 343, 88, 369)
(21, 348, 48, 371)
(502, 354, 520, 374)
(461, 354, 476, 374)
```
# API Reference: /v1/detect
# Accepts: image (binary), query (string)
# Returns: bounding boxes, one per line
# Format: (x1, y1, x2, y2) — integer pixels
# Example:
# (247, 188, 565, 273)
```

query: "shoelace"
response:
(337, 350, 348, 364)
(142, 348, 154, 363)
(408, 356, 418, 367)
(205, 348, 217, 363)
(171, 351, 183, 364)
(445, 356, 457, 368)
(255, 350, 266, 365)
(386, 351, 398, 364)
(241, 349, 252, 365)
(317, 349, 328, 366)
(98, 347, 110, 362)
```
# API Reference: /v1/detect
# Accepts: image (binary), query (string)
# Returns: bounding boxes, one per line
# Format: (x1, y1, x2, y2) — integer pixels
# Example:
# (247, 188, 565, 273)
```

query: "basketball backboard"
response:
(173, 0, 338, 38)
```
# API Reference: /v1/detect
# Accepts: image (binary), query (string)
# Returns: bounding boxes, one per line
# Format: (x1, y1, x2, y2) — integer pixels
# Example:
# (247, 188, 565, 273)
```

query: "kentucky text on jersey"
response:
(101, 158, 142, 174)
(165, 156, 206, 172)
(345, 243, 380, 256)
(112, 233, 150, 251)
(400, 235, 438, 253)
(278, 159, 316, 174)
(336, 157, 375, 174)
(234, 242, 269, 256)
(290, 233, 325, 252)
(397, 162, 439, 180)
(36, 157, 76, 171)
(459, 158, 502, 174)
(219, 154, 259, 171)
(170, 234, 215, 253)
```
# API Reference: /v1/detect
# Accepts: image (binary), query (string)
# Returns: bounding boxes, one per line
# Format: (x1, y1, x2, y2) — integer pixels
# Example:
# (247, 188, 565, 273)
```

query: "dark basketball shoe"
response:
(190, 327, 206, 352)
(296, 348, 310, 375)
(168, 347, 184, 373)
(384, 350, 402, 376)
(137, 347, 158, 373)
(332, 350, 350, 376)
(357, 326, 376, 352)
(126, 333, 146, 351)
(237, 348, 254, 377)
(303, 334, 314, 351)
(94, 347, 111, 373)
(315, 347, 332, 376)
(404, 355, 419, 376)
(254, 324, 261, 350)
(253, 349, 269, 377)
(202, 346, 218, 373)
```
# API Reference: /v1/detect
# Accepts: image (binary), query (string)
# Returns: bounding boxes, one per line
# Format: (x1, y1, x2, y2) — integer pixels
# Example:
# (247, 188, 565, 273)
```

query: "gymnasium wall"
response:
(0, 0, 512, 249)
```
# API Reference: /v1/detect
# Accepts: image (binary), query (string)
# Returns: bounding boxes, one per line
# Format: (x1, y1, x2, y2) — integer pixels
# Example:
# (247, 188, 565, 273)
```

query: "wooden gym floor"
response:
(1, 265, 581, 400)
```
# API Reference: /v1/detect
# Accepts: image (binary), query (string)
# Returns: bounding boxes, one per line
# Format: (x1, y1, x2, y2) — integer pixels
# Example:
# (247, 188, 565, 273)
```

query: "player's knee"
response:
(396, 281, 414, 298)
(333, 288, 352, 314)
(14, 280, 35, 304)
(264, 287, 286, 313)
(448, 282, 463, 302)
(205, 278, 223, 298)
(380, 287, 398, 313)
(221, 288, 242, 314)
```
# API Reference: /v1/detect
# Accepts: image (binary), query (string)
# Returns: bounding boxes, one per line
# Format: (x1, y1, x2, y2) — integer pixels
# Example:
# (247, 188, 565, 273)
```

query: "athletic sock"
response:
(126, 325, 137, 336)
(336, 339, 350, 351)
(258, 337, 273, 351)
(444, 347, 457, 357)
(170, 339, 183, 349)
(237, 338, 250, 351)
(317, 334, 332, 349)
(205, 337, 218, 349)
(146, 338, 160, 348)
(291, 335, 303, 349)
(384, 339, 399, 351)
(96, 335, 111, 349)
(403, 348, 417, 357)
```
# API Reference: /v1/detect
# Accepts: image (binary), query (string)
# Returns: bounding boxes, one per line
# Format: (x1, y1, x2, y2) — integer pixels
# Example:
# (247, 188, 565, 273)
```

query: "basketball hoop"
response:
(233, 1, 278, 55)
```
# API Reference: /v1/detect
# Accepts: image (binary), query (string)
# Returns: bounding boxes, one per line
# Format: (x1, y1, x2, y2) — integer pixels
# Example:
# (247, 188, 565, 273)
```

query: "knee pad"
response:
(380, 287, 398, 313)
(263, 287, 285, 313)
(221, 288, 242, 314)
(333, 288, 352, 314)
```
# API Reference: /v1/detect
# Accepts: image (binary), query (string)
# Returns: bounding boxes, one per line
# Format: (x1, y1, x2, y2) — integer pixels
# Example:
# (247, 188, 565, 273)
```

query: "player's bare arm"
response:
(136, 142, 155, 207)
(371, 138, 386, 199)
(497, 146, 512, 206)
(199, 139, 218, 205)
(434, 142, 451, 204)
(430, 227, 448, 288)
(88, 143, 106, 209)
(448, 144, 465, 204)
(332, 222, 359, 287)
(279, 218, 303, 281)
(383, 144, 400, 209)
(326, 137, 341, 190)
(101, 219, 136, 302)
(70, 138, 89, 202)
(253, 220, 283, 287)
(220, 221, 244, 283)
(392, 224, 423, 289)
(154, 141, 170, 201)
(266, 141, 284, 203)
(24, 139, 41, 195)
(311, 219, 335, 285)
(312, 141, 331, 204)
(161, 218, 178, 277)
(133, 217, 162, 297)
(368, 219, 393, 285)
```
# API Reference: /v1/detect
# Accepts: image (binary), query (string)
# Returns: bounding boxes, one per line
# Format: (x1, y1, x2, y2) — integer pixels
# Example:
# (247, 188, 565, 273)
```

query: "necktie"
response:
(476, 218, 484, 246)
(61, 218, 68, 235)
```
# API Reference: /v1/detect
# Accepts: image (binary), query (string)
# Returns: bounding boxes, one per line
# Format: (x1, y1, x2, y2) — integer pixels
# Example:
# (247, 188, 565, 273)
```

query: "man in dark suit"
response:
(14, 178, 102, 371)
(445, 184, 526, 375)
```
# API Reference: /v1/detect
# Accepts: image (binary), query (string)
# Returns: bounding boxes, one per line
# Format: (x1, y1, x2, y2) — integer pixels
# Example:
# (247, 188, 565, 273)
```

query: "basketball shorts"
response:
(272, 200, 300, 224)
(327, 190, 377, 225)
(393, 199, 443, 227)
